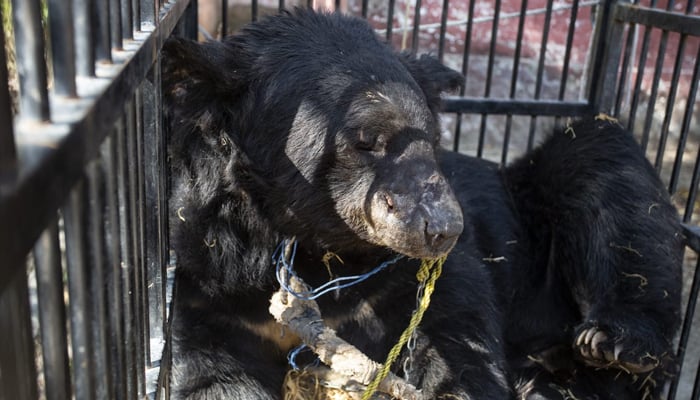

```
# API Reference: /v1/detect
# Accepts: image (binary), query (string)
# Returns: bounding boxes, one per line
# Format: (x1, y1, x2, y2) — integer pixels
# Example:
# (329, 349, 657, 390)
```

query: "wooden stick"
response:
(269, 272, 424, 400)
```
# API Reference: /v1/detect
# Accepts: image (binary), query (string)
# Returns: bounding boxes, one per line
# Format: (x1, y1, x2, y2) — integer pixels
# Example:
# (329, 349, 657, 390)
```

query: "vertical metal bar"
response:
(85, 159, 111, 400)
(117, 106, 137, 400)
(128, 94, 147, 398)
(460, 0, 476, 72)
(437, 0, 449, 61)
(588, 0, 624, 114)
(142, 73, 166, 361)
(452, 116, 463, 156)
(0, 19, 16, 176)
(668, 254, 700, 399)
(693, 358, 700, 400)
(626, 6, 655, 137)
(111, 0, 124, 49)
(34, 219, 72, 400)
(278, 0, 284, 13)
(641, 30, 669, 155)
(0, 266, 38, 400)
(410, 0, 422, 53)
(653, 34, 686, 174)
(221, 0, 228, 39)
(252, 0, 258, 22)
(121, 0, 133, 40)
(684, 137, 700, 224)
(102, 132, 127, 400)
(11, 0, 50, 121)
(156, 55, 171, 399)
(132, 0, 140, 32)
(655, 0, 694, 177)
(63, 179, 97, 400)
(558, 0, 579, 103)
(154, 338, 173, 400)
(527, 0, 554, 151)
(183, 0, 198, 40)
(155, 60, 170, 339)
(553, 0, 581, 129)
(141, 0, 156, 30)
(670, 46, 700, 198)
(452, 0, 476, 152)
(613, 23, 634, 116)
(386, 0, 396, 42)
(73, 0, 96, 77)
(640, 0, 675, 150)
(625, 47, 645, 132)
(502, 0, 529, 166)
(48, 0, 77, 97)
(96, 0, 112, 62)
(477, 0, 501, 159)
(361, 0, 368, 18)
(135, 87, 148, 374)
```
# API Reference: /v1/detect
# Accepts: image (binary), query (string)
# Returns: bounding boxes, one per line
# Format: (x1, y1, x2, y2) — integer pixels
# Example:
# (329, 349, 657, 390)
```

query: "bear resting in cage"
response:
(162, 8, 683, 400)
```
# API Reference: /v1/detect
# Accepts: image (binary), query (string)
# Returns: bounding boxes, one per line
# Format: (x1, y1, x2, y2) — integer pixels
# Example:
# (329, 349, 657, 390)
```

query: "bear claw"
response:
(574, 326, 658, 374)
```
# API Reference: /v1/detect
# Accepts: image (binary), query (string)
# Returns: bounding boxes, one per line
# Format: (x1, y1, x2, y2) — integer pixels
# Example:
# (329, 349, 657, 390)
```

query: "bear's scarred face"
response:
(284, 80, 464, 259)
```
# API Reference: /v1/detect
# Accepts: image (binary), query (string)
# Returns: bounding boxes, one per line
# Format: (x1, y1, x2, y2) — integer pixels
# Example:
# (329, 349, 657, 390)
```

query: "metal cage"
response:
(0, 0, 698, 399)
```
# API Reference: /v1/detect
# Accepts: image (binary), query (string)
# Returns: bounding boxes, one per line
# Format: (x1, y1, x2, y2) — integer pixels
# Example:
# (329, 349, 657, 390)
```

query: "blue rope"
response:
(287, 344, 308, 370)
(274, 239, 404, 370)
(273, 239, 404, 301)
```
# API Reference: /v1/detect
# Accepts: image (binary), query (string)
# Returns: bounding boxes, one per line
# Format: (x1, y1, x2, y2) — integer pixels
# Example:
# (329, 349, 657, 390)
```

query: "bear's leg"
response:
(506, 119, 683, 389)
(170, 347, 283, 400)
(169, 279, 290, 400)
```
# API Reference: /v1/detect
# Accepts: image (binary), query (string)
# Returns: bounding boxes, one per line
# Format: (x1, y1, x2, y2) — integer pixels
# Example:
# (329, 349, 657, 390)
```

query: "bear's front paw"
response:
(573, 324, 663, 374)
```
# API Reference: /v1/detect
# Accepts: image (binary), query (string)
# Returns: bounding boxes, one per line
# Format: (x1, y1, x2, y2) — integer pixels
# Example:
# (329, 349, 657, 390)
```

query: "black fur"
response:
(162, 9, 682, 400)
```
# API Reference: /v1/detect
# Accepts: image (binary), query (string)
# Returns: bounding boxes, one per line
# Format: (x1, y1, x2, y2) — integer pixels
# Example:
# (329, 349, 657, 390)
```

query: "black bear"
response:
(162, 8, 683, 399)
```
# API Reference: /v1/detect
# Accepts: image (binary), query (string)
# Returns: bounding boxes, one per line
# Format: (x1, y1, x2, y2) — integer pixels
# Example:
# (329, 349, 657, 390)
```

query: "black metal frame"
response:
(0, 0, 197, 398)
(0, 0, 698, 399)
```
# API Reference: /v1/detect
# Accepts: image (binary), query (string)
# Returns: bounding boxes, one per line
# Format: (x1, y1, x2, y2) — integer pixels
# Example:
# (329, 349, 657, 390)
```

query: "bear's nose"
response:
(424, 214, 463, 254)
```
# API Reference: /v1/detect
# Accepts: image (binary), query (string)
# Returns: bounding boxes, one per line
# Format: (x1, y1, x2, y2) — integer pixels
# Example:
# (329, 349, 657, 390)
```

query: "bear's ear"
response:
(161, 37, 249, 134)
(400, 52, 464, 109)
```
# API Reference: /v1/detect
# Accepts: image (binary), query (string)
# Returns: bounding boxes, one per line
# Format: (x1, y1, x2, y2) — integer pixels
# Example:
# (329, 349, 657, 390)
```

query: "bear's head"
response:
(163, 9, 465, 260)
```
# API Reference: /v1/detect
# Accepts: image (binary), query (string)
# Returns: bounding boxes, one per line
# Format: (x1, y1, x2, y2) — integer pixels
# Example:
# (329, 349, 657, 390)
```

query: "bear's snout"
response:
(370, 175, 463, 258)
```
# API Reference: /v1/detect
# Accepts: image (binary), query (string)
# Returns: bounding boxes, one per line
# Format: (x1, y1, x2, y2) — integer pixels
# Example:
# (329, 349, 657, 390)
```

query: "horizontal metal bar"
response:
(614, 3, 700, 37)
(441, 97, 592, 116)
(0, 0, 191, 295)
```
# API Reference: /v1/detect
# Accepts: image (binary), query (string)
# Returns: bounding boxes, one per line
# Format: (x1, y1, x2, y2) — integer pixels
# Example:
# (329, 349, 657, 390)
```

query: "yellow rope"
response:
(361, 256, 446, 400)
